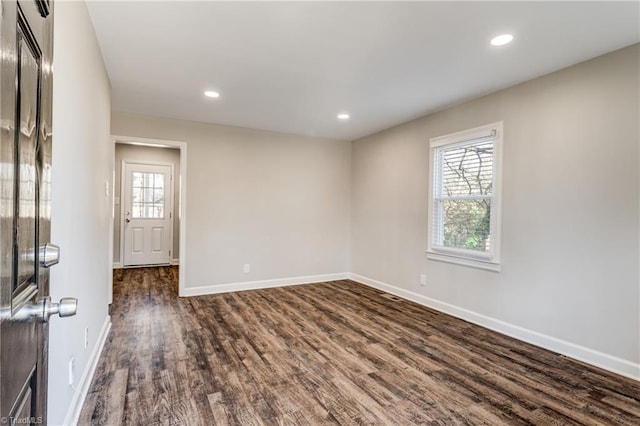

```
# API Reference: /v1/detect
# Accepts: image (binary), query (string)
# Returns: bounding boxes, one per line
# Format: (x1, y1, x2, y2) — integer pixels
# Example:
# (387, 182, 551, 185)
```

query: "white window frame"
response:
(427, 121, 503, 272)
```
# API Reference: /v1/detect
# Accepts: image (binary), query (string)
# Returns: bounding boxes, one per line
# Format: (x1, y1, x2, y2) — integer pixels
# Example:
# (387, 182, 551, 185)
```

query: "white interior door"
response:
(123, 162, 173, 266)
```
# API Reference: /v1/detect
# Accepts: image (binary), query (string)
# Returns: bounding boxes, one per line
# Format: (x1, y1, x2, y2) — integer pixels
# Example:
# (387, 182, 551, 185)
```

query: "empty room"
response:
(0, 1, 638, 425)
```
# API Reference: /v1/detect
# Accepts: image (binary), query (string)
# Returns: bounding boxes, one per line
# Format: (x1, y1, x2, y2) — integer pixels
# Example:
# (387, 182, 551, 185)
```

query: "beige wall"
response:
(113, 144, 181, 262)
(111, 112, 351, 288)
(351, 45, 639, 369)
(50, 2, 112, 424)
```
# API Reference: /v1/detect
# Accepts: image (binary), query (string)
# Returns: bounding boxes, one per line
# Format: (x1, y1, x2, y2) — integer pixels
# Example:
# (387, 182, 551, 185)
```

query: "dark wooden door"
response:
(1, 1, 76, 424)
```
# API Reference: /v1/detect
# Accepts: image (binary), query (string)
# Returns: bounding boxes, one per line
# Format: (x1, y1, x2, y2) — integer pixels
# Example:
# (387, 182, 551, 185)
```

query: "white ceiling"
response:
(86, 1, 639, 141)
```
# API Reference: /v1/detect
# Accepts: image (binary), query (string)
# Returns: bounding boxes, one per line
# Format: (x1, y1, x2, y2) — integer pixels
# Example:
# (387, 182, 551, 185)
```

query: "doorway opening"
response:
(109, 136, 187, 301)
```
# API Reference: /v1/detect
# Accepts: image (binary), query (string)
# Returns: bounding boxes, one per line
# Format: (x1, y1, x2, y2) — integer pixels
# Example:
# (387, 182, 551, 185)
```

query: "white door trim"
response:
(110, 135, 188, 301)
(120, 160, 174, 267)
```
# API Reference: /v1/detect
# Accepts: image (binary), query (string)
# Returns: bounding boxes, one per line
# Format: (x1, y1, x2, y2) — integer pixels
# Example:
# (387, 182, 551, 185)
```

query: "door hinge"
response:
(169, 250, 171, 257)
(170, 212, 172, 219)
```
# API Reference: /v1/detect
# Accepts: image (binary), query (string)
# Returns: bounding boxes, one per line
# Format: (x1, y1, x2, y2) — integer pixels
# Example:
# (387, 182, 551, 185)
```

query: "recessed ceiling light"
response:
(204, 90, 220, 98)
(337, 113, 350, 120)
(490, 34, 514, 46)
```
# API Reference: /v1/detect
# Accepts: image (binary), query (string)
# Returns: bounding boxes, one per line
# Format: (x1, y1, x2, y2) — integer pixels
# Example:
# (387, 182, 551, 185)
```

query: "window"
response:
(131, 171, 165, 219)
(427, 122, 503, 271)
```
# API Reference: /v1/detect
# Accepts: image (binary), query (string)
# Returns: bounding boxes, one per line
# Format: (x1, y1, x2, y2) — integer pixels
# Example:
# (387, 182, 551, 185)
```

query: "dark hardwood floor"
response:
(79, 267, 640, 425)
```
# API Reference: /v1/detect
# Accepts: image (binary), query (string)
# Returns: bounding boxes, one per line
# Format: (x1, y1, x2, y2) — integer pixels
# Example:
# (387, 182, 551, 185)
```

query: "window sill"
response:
(426, 250, 501, 272)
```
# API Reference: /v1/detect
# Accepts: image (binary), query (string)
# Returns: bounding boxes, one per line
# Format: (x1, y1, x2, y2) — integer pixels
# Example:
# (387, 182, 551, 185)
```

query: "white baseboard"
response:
(349, 273, 640, 381)
(113, 262, 177, 269)
(181, 272, 349, 297)
(63, 315, 112, 426)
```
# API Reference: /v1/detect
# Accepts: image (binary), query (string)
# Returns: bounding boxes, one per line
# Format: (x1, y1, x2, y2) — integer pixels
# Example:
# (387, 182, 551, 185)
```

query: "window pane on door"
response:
(131, 172, 164, 219)
(132, 173, 143, 187)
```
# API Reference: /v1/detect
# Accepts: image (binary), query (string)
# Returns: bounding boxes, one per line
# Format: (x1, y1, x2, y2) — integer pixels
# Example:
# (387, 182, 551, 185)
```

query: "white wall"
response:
(351, 45, 640, 378)
(49, 2, 112, 425)
(113, 144, 181, 263)
(111, 113, 351, 292)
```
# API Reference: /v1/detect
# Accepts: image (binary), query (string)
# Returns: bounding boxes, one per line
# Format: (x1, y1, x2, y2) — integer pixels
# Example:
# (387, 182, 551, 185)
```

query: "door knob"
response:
(8, 296, 78, 322)
(34, 296, 77, 322)
(45, 297, 78, 319)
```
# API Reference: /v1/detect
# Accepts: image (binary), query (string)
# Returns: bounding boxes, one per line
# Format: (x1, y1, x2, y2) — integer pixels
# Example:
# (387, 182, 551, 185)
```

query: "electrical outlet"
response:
(68, 357, 75, 385)
(243, 264, 250, 273)
(420, 274, 427, 286)
(84, 326, 89, 349)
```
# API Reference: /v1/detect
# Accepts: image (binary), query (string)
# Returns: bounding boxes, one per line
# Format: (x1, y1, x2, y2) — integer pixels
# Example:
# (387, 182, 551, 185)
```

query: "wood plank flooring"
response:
(79, 267, 640, 425)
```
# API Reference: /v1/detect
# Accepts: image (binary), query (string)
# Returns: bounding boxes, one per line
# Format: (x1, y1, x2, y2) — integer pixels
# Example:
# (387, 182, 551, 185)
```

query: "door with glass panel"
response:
(122, 162, 173, 266)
